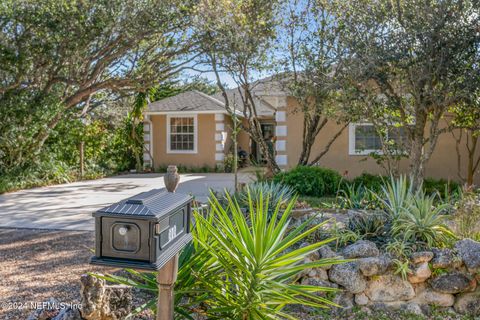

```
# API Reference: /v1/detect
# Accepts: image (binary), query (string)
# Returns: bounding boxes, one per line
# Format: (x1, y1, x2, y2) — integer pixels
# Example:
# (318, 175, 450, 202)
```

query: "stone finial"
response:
(164, 165, 180, 193)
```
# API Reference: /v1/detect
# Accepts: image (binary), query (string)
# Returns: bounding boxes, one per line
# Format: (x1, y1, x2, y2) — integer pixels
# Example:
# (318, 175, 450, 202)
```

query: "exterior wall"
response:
(150, 114, 218, 169)
(284, 97, 480, 184)
(224, 116, 251, 155)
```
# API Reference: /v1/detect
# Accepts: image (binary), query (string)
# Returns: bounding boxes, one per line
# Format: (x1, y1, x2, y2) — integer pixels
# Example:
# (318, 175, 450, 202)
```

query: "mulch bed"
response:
(0, 228, 117, 319)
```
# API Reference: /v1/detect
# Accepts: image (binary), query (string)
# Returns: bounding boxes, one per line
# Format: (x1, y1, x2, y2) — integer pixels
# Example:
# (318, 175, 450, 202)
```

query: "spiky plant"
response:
(374, 175, 415, 219)
(392, 192, 455, 248)
(235, 181, 296, 217)
(195, 191, 343, 319)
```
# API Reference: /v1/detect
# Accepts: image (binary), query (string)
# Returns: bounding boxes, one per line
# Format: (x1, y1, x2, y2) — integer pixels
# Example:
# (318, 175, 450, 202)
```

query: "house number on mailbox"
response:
(168, 225, 177, 242)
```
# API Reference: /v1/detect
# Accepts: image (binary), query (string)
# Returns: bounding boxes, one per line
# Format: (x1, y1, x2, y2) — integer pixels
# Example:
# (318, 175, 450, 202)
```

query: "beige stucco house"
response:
(143, 77, 478, 184)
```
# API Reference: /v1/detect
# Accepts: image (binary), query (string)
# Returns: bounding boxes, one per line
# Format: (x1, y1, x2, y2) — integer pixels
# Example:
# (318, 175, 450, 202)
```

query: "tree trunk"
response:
(409, 138, 425, 189)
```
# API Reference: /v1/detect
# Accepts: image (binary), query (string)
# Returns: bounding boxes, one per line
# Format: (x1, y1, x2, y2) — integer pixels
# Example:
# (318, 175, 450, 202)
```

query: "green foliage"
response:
(423, 178, 460, 200)
(273, 166, 342, 197)
(235, 181, 296, 217)
(0, 113, 138, 193)
(336, 184, 381, 210)
(223, 153, 236, 173)
(347, 213, 388, 244)
(384, 239, 414, 261)
(351, 173, 387, 192)
(335, 0, 479, 187)
(451, 192, 480, 241)
(194, 191, 343, 319)
(392, 259, 412, 281)
(330, 176, 459, 250)
(374, 175, 415, 219)
(95, 190, 344, 319)
(392, 193, 455, 248)
(0, 0, 194, 191)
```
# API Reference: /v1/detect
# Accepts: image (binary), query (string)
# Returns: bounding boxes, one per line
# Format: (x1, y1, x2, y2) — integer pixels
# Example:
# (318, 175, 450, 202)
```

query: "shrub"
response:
(423, 177, 460, 199)
(351, 173, 387, 192)
(451, 192, 480, 241)
(273, 166, 342, 197)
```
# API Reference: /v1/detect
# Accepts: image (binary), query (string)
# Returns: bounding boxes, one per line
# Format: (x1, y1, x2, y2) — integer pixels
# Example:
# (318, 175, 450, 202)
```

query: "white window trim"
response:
(166, 114, 198, 154)
(349, 123, 383, 156)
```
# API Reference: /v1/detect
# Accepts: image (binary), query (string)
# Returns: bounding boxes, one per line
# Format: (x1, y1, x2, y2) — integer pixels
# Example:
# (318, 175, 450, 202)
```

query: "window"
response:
(167, 115, 197, 153)
(349, 123, 409, 155)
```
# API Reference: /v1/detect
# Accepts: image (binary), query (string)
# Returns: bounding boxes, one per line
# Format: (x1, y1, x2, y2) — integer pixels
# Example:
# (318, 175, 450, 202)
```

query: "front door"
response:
(252, 122, 275, 164)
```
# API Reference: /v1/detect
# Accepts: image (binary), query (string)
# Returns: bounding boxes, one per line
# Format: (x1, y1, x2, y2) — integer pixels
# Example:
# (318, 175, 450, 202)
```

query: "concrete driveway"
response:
(0, 173, 251, 231)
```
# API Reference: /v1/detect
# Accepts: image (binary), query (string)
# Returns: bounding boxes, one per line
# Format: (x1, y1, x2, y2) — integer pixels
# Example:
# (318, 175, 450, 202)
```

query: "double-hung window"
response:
(349, 123, 409, 155)
(167, 115, 197, 153)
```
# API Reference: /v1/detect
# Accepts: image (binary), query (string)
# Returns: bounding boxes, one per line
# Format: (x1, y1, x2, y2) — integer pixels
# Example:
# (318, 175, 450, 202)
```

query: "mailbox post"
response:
(91, 186, 192, 320)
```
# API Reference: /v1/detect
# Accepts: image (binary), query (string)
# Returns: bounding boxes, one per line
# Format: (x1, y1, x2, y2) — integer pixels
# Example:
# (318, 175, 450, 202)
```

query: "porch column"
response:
(275, 97, 288, 170)
(143, 116, 153, 170)
(214, 113, 226, 168)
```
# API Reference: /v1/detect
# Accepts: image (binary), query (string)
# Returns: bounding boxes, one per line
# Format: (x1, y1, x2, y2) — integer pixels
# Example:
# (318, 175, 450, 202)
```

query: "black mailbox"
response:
(91, 189, 192, 270)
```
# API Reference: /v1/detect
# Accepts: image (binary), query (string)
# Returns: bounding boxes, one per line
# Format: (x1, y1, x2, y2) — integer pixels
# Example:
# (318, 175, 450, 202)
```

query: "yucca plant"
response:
(194, 190, 343, 319)
(391, 192, 455, 248)
(374, 175, 415, 219)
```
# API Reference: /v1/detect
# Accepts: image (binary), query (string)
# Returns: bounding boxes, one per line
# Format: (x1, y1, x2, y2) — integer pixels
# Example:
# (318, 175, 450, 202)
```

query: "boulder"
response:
(328, 262, 367, 293)
(358, 256, 391, 276)
(415, 286, 455, 307)
(342, 240, 379, 258)
(354, 293, 369, 306)
(408, 262, 432, 284)
(303, 266, 329, 280)
(80, 274, 132, 320)
(300, 242, 320, 260)
(300, 277, 338, 289)
(318, 245, 338, 259)
(431, 248, 462, 269)
(364, 275, 415, 302)
(317, 245, 341, 270)
(410, 251, 434, 264)
(455, 239, 480, 273)
(332, 291, 355, 310)
(454, 292, 480, 315)
(430, 272, 476, 294)
(401, 302, 424, 316)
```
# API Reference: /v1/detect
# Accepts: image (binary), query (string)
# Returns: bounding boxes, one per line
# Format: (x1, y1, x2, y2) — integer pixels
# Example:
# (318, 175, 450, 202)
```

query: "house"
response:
(143, 76, 478, 184)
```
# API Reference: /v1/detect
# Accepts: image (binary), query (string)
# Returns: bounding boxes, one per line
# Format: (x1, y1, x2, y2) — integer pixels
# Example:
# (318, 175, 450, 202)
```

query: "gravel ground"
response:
(0, 228, 117, 319)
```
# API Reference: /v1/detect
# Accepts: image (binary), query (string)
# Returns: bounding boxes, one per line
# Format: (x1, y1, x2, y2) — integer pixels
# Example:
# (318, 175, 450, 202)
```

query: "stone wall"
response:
(301, 239, 480, 316)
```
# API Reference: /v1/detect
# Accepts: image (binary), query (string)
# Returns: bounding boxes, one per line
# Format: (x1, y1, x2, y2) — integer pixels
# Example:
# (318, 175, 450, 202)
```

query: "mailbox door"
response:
(101, 217, 150, 261)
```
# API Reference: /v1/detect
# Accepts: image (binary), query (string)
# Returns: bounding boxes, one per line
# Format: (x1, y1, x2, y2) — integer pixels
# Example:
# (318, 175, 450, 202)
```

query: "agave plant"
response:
(391, 192, 455, 248)
(336, 183, 380, 210)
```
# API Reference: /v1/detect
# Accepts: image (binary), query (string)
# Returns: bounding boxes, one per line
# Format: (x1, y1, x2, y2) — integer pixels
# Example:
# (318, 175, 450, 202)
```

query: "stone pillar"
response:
(274, 97, 288, 170)
(214, 113, 226, 169)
